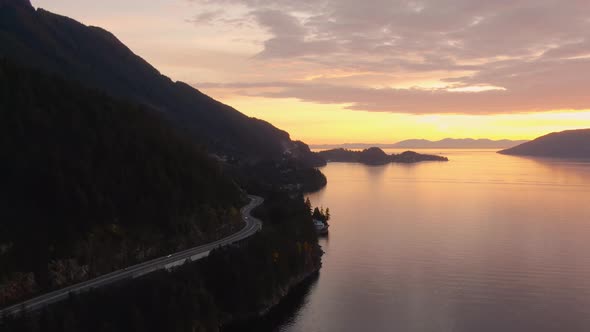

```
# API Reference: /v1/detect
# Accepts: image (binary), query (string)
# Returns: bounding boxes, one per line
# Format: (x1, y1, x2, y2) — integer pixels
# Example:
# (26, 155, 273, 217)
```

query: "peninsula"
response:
(499, 129, 590, 158)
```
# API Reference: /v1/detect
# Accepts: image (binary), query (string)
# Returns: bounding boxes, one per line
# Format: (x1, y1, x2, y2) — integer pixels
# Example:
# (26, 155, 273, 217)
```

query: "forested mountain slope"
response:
(0, 59, 243, 306)
(0, 0, 317, 162)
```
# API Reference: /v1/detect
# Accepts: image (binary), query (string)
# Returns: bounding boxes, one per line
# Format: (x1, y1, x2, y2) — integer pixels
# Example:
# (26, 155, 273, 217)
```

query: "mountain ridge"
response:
(311, 138, 528, 150)
(393, 138, 528, 149)
(0, 1, 317, 163)
(499, 129, 590, 158)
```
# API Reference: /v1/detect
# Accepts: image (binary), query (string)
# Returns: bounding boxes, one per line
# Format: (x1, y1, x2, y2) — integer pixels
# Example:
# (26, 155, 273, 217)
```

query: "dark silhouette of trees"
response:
(0, 59, 242, 303)
(2, 192, 323, 332)
(312, 207, 330, 223)
(318, 147, 448, 165)
(0, 1, 323, 163)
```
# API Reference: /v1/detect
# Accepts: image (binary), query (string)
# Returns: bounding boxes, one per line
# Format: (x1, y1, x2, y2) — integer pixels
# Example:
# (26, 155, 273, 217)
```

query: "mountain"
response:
(392, 138, 528, 149)
(0, 60, 325, 327)
(0, 0, 318, 163)
(498, 129, 590, 158)
(311, 138, 527, 150)
(0, 59, 244, 305)
(0, 0, 30, 8)
(318, 147, 448, 165)
(0, 0, 326, 310)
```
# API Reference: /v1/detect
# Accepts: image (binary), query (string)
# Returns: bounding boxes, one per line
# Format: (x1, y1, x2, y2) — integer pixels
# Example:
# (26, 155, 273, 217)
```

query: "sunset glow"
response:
(4, 1, 590, 329)
(32, 0, 590, 143)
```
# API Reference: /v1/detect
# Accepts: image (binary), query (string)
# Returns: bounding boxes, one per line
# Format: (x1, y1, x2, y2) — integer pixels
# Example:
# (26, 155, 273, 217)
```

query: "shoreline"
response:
(222, 268, 321, 330)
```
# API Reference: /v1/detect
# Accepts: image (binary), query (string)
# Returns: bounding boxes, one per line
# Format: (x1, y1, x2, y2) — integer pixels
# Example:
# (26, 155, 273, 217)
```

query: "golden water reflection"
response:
(283, 149, 590, 332)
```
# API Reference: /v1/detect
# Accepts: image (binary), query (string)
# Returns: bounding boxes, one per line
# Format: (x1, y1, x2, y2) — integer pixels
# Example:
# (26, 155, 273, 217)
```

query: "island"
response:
(318, 147, 449, 165)
(498, 129, 590, 158)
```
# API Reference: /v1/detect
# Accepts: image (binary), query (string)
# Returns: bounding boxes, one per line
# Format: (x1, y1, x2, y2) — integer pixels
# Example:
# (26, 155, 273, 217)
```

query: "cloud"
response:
(250, 9, 341, 57)
(187, 0, 590, 115)
(197, 60, 590, 114)
(187, 9, 224, 25)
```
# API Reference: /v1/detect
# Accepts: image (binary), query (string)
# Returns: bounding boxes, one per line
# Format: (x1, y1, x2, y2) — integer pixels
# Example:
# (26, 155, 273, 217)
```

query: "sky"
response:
(33, 0, 590, 144)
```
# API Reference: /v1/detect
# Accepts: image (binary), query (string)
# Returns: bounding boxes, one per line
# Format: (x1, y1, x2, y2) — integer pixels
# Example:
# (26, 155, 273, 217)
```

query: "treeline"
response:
(306, 198, 331, 224)
(0, 59, 243, 305)
(232, 159, 327, 194)
(1, 192, 322, 332)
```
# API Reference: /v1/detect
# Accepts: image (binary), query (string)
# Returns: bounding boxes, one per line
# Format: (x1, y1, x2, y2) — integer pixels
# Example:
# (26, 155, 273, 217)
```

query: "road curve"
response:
(0, 195, 264, 317)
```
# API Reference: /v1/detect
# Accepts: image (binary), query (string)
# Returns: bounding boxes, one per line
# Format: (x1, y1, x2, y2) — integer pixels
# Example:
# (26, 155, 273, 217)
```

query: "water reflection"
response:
(502, 154, 590, 188)
(363, 163, 388, 183)
(269, 150, 590, 332)
(223, 274, 319, 332)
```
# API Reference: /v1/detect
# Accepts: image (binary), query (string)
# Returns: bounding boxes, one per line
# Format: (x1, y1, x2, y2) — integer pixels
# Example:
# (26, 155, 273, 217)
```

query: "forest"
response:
(0, 0, 322, 162)
(1, 191, 322, 332)
(0, 2, 329, 329)
(0, 59, 243, 306)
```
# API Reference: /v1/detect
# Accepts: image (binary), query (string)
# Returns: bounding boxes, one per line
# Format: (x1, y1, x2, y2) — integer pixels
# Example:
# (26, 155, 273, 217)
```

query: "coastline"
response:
(222, 269, 321, 331)
(219, 186, 327, 330)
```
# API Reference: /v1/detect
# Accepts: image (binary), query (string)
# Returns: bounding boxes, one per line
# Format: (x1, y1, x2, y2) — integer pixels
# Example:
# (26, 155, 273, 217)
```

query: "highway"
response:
(0, 195, 264, 317)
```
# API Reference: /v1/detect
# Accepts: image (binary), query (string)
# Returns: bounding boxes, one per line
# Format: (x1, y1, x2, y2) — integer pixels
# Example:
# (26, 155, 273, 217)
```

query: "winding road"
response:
(0, 195, 264, 317)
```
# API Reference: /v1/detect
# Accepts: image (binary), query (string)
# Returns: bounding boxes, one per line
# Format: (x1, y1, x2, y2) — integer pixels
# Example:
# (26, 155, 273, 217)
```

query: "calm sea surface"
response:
(273, 149, 590, 332)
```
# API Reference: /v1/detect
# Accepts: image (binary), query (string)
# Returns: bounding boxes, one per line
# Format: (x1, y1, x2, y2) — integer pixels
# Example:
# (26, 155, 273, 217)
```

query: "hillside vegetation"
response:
(1, 192, 323, 332)
(0, 1, 319, 162)
(0, 59, 243, 305)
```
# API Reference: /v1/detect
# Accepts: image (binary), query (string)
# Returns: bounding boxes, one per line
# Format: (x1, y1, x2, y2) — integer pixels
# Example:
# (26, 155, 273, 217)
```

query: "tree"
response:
(311, 207, 330, 223)
(304, 198, 312, 214)
(312, 207, 322, 221)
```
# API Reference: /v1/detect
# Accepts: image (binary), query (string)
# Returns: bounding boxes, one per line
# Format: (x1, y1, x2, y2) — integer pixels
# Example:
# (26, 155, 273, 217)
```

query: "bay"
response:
(276, 149, 590, 332)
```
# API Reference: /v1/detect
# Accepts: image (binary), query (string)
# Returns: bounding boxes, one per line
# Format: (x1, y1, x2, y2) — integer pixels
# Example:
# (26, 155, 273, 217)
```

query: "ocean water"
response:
(276, 149, 590, 332)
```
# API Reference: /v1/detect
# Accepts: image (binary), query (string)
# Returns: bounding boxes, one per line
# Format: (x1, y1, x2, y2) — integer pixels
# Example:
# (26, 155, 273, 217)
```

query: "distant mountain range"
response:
(391, 138, 529, 149)
(499, 129, 590, 158)
(312, 138, 528, 150)
(0, 0, 319, 164)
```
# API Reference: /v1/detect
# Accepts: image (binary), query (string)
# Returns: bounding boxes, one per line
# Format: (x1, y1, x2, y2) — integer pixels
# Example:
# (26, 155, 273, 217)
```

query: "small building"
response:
(313, 219, 329, 235)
